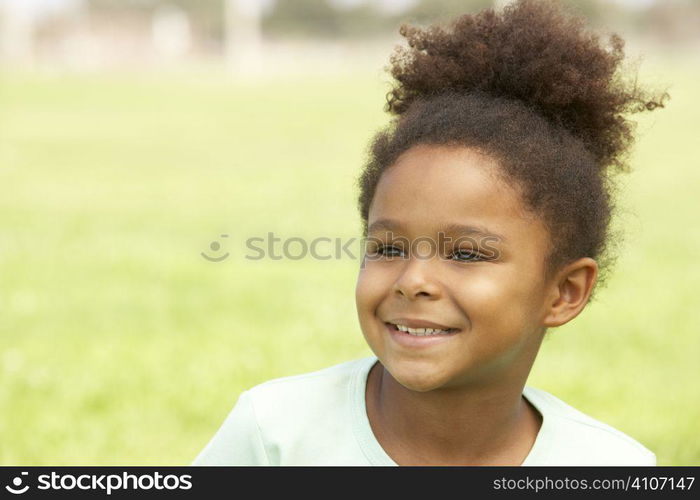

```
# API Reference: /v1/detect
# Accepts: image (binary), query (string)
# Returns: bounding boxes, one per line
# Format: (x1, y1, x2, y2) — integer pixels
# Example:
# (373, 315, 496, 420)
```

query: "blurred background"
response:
(0, 0, 698, 465)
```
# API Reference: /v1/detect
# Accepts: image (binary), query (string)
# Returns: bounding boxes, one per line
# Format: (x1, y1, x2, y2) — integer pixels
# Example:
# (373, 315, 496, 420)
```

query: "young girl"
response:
(192, 0, 668, 466)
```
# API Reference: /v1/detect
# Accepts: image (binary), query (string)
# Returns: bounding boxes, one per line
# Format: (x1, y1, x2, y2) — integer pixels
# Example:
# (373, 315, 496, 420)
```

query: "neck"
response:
(367, 363, 541, 465)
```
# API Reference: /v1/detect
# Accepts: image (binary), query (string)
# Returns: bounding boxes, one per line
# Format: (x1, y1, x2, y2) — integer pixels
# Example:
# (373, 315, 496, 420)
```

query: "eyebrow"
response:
(367, 218, 506, 243)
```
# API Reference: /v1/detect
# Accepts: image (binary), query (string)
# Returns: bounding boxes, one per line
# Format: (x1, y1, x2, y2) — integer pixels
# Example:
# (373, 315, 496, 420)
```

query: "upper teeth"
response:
(394, 324, 452, 336)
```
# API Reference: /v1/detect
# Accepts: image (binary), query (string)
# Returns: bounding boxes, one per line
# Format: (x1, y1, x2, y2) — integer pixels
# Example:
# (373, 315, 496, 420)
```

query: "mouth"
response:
(385, 322, 459, 336)
(384, 321, 461, 348)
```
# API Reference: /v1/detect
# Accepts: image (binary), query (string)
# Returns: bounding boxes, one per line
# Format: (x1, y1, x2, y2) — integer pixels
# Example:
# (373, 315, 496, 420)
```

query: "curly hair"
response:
(356, 0, 669, 297)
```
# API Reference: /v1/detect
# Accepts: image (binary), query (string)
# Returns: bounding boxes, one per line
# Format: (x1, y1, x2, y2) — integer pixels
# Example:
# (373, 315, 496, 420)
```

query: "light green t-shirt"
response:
(192, 356, 656, 466)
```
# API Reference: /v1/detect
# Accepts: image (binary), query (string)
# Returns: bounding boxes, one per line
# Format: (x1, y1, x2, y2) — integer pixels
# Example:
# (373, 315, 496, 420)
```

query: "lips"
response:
(384, 321, 459, 347)
(386, 318, 458, 331)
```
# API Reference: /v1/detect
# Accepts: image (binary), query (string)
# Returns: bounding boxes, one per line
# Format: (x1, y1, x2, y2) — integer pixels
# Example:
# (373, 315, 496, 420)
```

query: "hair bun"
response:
(385, 0, 669, 170)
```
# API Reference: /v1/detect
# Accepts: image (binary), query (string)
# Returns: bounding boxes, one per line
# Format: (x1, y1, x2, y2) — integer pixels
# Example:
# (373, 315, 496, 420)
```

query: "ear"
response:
(542, 257, 598, 328)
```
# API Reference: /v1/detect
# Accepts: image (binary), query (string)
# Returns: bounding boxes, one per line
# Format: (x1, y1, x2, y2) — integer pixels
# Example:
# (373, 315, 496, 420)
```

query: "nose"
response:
(392, 254, 442, 300)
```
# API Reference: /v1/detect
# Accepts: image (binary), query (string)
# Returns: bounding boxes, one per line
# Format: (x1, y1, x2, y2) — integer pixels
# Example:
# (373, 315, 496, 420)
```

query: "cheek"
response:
(355, 265, 393, 356)
(457, 270, 541, 339)
(355, 264, 390, 321)
(441, 272, 541, 380)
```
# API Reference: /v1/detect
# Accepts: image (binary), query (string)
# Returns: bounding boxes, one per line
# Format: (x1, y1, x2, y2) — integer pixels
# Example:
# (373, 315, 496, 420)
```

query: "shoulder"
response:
(246, 356, 371, 410)
(524, 386, 656, 466)
(192, 357, 374, 465)
(244, 356, 373, 447)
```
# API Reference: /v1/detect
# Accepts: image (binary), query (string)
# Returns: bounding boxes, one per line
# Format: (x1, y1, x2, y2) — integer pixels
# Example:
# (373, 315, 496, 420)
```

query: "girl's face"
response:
(355, 144, 554, 392)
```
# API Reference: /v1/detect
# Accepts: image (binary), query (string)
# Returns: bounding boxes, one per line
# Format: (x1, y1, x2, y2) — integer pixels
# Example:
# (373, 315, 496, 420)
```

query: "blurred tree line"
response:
(85, 0, 700, 43)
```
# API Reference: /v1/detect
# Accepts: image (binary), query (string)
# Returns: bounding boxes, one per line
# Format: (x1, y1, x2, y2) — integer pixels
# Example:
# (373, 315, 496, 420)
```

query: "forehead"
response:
(369, 144, 547, 244)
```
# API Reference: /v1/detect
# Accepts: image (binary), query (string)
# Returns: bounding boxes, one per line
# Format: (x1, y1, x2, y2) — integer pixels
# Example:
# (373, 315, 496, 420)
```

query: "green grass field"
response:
(1, 57, 698, 465)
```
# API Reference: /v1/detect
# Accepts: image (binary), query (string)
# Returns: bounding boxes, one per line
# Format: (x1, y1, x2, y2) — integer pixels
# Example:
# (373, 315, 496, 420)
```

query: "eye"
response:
(373, 244, 405, 258)
(450, 249, 484, 262)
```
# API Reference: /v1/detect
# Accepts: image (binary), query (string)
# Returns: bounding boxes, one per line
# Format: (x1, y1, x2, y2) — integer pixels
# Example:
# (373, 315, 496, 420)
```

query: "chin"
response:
(384, 359, 452, 393)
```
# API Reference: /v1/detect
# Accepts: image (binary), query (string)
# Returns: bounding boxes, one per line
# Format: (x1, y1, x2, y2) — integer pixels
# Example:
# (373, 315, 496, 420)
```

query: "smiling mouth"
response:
(385, 322, 460, 336)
